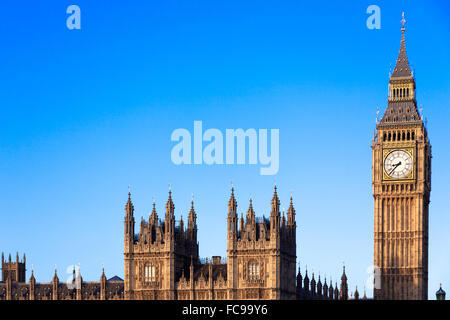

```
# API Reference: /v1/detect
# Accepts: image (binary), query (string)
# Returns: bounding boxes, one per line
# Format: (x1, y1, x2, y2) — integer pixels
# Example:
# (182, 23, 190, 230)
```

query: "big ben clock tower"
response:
(372, 14, 431, 300)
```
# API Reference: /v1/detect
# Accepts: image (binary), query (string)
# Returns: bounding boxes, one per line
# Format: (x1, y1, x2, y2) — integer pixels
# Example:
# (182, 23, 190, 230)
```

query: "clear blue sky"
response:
(1, 1, 449, 298)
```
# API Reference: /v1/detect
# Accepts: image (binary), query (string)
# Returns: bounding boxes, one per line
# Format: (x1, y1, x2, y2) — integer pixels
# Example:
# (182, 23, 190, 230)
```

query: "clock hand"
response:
(389, 162, 402, 175)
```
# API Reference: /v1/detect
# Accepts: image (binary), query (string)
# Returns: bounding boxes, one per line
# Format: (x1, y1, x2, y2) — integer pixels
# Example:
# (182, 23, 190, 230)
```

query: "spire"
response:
(125, 191, 134, 218)
(270, 185, 280, 234)
(246, 198, 255, 221)
(323, 276, 329, 299)
(296, 265, 303, 289)
(52, 265, 59, 283)
(29, 266, 35, 282)
(340, 264, 348, 300)
(228, 186, 237, 215)
(101, 263, 107, 281)
(164, 187, 175, 238)
(391, 12, 412, 79)
(317, 274, 323, 297)
(188, 195, 197, 229)
(287, 196, 296, 226)
(354, 286, 360, 300)
(150, 199, 158, 224)
(334, 282, 339, 300)
(329, 279, 334, 299)
(239, 212, 244, 232)
(380, 12, 420, 125)
(303, 267, 310, 297)
(270, 185, 280, 214)
(179, 213, 184, 232)
(76, 264, 83, 283)
(341, 264, 347, 281)
(310, 272, 316, 297)
(166, 187, 175, 217)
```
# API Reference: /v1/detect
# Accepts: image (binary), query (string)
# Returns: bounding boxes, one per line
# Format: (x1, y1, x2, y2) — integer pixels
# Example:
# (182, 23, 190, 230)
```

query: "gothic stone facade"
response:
(372, 22, 430, 300)
(0, 187, 352, 300)
(0, 253, 124, 300)
(124, 186, 298, 300)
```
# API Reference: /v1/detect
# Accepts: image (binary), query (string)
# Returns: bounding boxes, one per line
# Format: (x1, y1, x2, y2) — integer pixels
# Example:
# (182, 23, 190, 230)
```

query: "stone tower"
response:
(372, 14, 431, 300)
(1, 253, 26, 282)
(123, 189, 200, 300)
(226, 186, 297, 299)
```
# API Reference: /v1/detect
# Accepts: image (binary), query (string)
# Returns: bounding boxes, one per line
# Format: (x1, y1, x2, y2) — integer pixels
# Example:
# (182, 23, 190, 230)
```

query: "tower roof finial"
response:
(391, 12, 412, 79)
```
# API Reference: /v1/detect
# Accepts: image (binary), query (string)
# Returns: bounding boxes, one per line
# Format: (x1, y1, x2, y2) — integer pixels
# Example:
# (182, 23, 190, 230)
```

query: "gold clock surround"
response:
(382, 147, 415, 182)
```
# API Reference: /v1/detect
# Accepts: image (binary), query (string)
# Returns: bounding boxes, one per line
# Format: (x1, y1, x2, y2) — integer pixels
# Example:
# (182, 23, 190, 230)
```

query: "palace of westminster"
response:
(0, 17, 446, 301)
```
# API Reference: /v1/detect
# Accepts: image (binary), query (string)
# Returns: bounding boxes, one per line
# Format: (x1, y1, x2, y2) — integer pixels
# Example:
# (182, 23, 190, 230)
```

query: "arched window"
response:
(145, 263, 156, 282)
(248, 261, 260, 280)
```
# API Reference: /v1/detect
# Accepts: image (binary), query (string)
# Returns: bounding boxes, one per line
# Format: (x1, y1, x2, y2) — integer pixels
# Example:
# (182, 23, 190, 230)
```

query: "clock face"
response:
(384, 150, 413, 179)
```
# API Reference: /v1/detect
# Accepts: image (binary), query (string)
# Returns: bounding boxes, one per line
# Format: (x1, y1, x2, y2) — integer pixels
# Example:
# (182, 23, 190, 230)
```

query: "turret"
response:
(187, 197, 198, 243)
(354, 286, 359, 300)
(29, 267, 36, 300)
(310, 272, 316, 298)
(52, 266, 59, 300)
(227, 187, 238, 240)
(247, 198, 255, 223)
(328, 279, 334, 300)
(165, 188, 176, 241)
(287, 197, 296, 243)
(247, 198, 256, 240)
(124, 191, 135, 253)
(317, 275, 323, 299)
(76, 267, 83, 300)
(436, 284, 446, 300)
(188, 197, 197, 230)
(179, 214, 184, 234)
(334, 282, 339, 300)
(303, 269, 310, 298)
(100, 266, 107, 300)
(339, 266, 348, 300)
(1, 252, 26, 282)
(296, 266, 302, 298)
(281, 212, 286, 231)
(270, 186, 280, 237)
(323, 277, 329, 299)
(149, 199, 158, 225)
